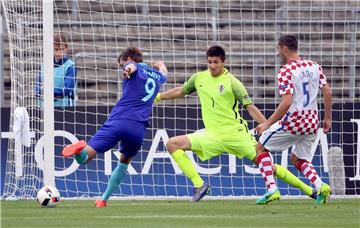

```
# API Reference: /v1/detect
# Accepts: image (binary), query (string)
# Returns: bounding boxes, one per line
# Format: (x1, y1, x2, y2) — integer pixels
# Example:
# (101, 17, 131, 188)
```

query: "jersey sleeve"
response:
(182, 73, 198, 95)
(318, 64, 327, 88)
(277, 65, 294, 95)
(230, 75, 252, 106)
(159, 72, 167, 84)
(124, 61, 138, 75)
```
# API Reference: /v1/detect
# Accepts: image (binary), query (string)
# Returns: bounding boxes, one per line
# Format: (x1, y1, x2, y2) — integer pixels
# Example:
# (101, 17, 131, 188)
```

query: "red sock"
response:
(257, 152, 277, 192)
(296, 160, 323, 191)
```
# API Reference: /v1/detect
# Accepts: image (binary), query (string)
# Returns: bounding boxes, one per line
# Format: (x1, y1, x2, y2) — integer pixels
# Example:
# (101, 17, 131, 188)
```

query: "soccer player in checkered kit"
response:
(255, 35, 333, 205)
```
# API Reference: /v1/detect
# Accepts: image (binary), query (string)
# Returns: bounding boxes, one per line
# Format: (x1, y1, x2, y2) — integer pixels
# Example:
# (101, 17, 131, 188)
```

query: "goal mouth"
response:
(1, 0, 359, 199)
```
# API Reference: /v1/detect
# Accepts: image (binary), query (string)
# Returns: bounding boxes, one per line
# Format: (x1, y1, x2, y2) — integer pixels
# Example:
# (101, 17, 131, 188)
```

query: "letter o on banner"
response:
(35, 130, 80, 177)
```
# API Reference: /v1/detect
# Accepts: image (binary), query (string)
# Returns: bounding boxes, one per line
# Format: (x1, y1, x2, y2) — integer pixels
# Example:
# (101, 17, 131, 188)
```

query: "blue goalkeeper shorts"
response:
(88, 118, 147, 158)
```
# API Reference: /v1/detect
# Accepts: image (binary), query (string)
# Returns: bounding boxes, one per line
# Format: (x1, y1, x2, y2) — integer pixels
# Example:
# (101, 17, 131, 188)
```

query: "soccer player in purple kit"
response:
(62, 47, 167, 207)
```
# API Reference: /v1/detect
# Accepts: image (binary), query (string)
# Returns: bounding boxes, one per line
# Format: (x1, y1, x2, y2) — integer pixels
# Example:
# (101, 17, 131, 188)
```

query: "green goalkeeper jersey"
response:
(183, 68, 252, 134)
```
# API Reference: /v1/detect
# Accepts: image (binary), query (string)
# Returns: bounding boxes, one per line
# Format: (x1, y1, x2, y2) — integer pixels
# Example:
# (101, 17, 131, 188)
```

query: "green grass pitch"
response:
(1, 199, 359, 228)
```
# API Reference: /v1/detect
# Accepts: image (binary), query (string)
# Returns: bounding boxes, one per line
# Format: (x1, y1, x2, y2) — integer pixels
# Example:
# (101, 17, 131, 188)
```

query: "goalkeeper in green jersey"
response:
(155, 45, 317, 202)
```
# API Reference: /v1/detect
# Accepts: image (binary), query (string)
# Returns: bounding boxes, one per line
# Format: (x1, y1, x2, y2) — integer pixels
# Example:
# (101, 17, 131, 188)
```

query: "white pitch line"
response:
(63, 202, 205, 207)
(3, 215, 244, 220)
(94, 215, 244, 219)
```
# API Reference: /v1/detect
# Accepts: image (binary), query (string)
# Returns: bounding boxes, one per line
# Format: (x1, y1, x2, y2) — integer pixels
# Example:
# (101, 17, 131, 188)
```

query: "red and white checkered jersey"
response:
(277, 58, 327, 135)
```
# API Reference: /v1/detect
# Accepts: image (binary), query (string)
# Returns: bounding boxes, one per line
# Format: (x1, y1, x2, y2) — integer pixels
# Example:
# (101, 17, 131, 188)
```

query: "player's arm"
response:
(229, 76, 266, 123)
(158, 86, 185, 100)
(255, 94, 292, 135)
(321, 83, 332, 133)
(245, 104, 266, 124)
(265, 94, 292, 126)
(122, 62, 137, 79)
(155, 73, 197, 103)
(255, 70, 293, 135)
(318, 65, 332, 133)
(153, 61, 168, 77)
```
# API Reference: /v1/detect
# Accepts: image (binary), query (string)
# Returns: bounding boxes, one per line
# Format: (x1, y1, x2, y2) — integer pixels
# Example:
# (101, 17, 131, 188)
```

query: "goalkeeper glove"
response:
(154, 93, 161, 104)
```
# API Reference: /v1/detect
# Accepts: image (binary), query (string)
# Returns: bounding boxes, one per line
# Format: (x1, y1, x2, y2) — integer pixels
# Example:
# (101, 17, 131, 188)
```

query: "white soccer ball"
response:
(36, 185, 61, 208)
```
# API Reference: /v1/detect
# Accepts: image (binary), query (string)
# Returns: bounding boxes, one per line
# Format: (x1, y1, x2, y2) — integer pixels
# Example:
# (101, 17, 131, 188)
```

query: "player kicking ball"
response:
(62, 47, 167, 207)
(255, 35, 332, 205)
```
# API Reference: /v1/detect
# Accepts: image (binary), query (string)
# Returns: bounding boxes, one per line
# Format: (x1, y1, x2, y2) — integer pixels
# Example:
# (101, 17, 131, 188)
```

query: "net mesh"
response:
(1, 0, 359, 198)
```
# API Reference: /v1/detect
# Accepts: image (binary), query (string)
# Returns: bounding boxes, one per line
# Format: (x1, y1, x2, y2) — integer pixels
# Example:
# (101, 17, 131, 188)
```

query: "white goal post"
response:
(1, 0, 359, 199)
(42, 0, 55, 187)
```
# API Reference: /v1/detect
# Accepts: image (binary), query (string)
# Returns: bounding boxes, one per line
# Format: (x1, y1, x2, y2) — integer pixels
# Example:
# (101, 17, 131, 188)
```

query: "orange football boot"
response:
(95, 199, 107, 208)
(62, 140, 87, 157)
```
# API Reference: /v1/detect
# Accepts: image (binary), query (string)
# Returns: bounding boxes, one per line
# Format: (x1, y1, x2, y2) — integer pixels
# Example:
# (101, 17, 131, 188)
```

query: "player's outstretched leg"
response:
(316, 183, 331, 205)
(274, 164, 316, 200)
(171, 149, 210, 201)
(167, 136, 210, 202)
(310, 190, 317, 200)
(191, 182, 210, 202)
(62, 140, 89, 164)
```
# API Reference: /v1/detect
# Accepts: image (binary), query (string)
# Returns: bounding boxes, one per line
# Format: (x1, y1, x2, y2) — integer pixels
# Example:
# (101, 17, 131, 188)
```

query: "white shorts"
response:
(259, 122, 317, 161)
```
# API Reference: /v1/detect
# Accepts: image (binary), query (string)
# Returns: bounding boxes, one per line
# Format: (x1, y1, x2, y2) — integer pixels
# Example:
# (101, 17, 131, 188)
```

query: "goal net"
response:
(1, 0, 359, 199)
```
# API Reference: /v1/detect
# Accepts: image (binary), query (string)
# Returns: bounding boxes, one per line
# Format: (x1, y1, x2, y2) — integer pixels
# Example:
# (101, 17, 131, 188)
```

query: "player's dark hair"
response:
(278, 35, 298, 52)
(54, 33, 68, 47)
(118, 47, 143, 63)
(206, 45, 226, 61)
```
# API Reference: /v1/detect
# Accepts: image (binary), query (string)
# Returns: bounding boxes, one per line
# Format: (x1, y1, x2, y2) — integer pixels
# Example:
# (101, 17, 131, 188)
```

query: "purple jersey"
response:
(108, 62, 166, 122)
